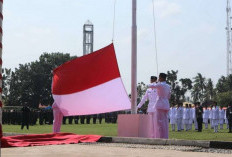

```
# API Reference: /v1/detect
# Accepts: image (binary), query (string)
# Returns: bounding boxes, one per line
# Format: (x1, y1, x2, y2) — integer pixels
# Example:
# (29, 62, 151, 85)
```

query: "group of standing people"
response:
(169, 102, 232, 133)
(137, 73, 171, 139)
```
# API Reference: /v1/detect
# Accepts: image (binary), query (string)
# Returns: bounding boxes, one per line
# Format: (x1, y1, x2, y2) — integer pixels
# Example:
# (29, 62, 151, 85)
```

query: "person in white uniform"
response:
(137, 76, 157, 138)
(209, 106, 213, 129)
(192, 104, 198, 130)
(148, 73, 171, 139)
(203, 105, 210, 129)
(219, 106, 225, 130)
(188, 104, 193, 130)
(169, 105, 177, 131)
(212, 102, 219, 133)
(181, 104, 184, 130)
(225, 105, 229, 129)
(183, 104, 190, 131)
(175, 103, 183, 131)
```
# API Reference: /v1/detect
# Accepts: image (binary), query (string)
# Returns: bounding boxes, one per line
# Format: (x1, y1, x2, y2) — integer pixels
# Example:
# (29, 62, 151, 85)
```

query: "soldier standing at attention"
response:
(226, 104, 232, 133)
(21, 105, 30, 130)
(195, 102, 203, 132)
(212, 102, 219, 133)
(219, 106, 225, 130)
(175, 103, 183, 132)
(183, 104, 190, 131)
(203, 105, 210, 129)
(169, 105, 177, 131)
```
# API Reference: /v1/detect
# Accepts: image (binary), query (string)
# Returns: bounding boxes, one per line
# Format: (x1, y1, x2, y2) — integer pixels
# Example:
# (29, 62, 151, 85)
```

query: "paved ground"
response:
(1, 143, 232, 157)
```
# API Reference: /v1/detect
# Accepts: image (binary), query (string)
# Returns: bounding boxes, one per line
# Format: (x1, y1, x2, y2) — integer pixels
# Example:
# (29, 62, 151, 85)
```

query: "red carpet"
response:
(1, 133, 102, 148)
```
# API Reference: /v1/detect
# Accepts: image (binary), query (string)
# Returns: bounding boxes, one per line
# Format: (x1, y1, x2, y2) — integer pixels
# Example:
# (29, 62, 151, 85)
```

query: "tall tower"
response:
(83, 20, 94, 55)
(226, 0, 232, 75)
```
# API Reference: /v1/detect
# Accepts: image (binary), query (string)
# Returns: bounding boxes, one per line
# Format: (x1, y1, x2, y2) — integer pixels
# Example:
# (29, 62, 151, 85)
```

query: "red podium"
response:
(117, 114, 152, 138)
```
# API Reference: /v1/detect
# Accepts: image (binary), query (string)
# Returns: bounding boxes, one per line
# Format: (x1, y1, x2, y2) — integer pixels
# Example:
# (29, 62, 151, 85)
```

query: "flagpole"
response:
(131, 0, 137, 114)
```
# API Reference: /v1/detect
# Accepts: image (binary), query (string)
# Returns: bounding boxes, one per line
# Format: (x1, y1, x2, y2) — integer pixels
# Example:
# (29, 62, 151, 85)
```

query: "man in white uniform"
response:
(148, 73, 171, 139)
(219, 106, 225, 130)
(203, 105, 210, 129)
(192, 104, 198, 130)
(183, 104, 190, 131)
(137, 76, 157, 138)
(212, 102, 219, 133)
(209, 106, 213, 129)
(188, 104, 193, 130)
(175, 103, 183, 131)
(225, 105, 229, 129)
(169, 105, 177, 131)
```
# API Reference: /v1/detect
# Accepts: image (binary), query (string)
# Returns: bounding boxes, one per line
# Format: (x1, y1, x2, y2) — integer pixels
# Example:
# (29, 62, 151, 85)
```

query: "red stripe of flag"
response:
(52, 44, 120, 95)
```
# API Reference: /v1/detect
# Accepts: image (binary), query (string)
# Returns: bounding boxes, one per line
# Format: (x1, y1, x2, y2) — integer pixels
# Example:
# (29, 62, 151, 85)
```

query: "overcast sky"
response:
(2, 0, 228, 93)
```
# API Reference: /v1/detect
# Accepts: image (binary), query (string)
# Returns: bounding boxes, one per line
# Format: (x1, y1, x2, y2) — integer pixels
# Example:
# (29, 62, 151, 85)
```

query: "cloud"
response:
(153, 0, 181, 18)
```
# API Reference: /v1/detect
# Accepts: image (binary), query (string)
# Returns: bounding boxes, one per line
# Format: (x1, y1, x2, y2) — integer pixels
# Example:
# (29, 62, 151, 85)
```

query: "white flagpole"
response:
(131, 0, 137, 114)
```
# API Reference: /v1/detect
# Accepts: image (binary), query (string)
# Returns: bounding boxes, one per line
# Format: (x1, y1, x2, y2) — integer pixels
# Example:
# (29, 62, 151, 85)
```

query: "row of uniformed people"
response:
(2, 109, 39, 126)
(2, 109, 118, 125)
(169, 103, 229, 132)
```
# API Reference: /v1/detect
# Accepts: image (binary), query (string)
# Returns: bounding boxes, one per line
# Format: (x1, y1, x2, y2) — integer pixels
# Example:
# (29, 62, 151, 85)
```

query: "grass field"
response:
(3, 121, 232, 141)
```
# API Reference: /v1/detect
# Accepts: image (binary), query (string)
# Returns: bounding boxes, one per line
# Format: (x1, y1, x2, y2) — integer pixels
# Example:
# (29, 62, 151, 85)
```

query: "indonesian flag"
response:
(52, 43, 131, 116)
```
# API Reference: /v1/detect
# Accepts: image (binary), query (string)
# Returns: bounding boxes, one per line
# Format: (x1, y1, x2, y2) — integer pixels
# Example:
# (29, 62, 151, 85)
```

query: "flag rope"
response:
(152, 0, 159, 76)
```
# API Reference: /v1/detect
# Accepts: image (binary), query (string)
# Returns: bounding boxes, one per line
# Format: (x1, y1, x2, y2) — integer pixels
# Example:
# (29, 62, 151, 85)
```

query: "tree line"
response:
(2, 53, 76, 108)
(2, 53, 232, 108)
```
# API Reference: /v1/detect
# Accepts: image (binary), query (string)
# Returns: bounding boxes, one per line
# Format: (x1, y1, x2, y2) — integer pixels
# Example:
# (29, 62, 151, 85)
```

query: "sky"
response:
(2, 0, 228, 93)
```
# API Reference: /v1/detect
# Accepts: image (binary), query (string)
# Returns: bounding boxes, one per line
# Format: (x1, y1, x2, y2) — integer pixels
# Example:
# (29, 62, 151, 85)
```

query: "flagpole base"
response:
(117, 114, 152, 138)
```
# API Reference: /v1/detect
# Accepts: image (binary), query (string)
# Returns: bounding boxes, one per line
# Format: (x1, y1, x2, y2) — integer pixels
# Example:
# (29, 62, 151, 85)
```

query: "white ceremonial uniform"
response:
(209, 109, 213, 129)
(219, 109, 225, 129)
(180, 107, 184, 130)
(212, 106, 219, 132)
(203, 109, 210, 129)
(169, 107, 177, 131)
(137, 88, 157, 113)
(183, 108, 190, 131)
(188, 108, 194, 130)
(175, 107, 183, 131)
(224, 109, 229, 129)
(137, 88, 157, 138)
(192, 107, 198, 130)
(148, 81, 171, 139)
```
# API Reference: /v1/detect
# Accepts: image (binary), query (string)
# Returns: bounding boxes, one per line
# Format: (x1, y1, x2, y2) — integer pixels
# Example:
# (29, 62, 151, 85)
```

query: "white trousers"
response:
(153, 109, 169, 139)
(176, 118, 182, 131)
(53, 108, 63, 133)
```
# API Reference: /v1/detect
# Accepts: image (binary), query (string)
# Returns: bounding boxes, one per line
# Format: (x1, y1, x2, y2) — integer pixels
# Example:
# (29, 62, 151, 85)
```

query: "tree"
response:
(5, 52, 77, 108)
(137, 82, 148, 112)
(191, 73, 206, 102)
(205, 78, 215, 101)
(2, 68, 12, 105)
(179, 78, 192, 100)
(216, 91, 232, 106)
(215, 74, 232, 106)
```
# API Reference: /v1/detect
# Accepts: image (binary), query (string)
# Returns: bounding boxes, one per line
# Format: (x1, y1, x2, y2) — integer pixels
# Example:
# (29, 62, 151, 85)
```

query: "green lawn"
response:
(3, 122, 232, 141)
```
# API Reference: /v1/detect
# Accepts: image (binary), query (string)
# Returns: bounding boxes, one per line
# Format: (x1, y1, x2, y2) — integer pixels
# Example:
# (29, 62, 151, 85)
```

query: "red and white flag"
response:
(52, 44, 130, 116)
